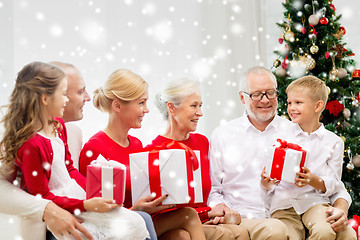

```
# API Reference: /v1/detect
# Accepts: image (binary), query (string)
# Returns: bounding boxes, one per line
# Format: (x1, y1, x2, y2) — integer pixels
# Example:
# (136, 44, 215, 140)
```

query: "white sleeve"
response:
(207, 129, 227, 207)
(329, 180, 352, 207)
(0, 173, 50, 221)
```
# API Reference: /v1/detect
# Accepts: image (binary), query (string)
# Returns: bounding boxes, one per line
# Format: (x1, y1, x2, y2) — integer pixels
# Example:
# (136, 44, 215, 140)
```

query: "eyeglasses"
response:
(242, 90, 278, 101)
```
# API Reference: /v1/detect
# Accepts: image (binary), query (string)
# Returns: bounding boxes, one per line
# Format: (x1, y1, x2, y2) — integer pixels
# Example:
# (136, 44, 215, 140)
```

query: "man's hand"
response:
(43, 202, 93, 240)
(130, 194, 174, 214)
(207, 203, 241, 225)
(326, 206, 348, 232)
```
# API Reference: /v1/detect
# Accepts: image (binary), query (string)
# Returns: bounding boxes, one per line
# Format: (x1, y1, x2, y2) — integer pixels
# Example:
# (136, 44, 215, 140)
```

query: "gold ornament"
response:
(326, 86, 331, 95)
(337, 68, 347, 79)
(305, 55, 316, 70)
(329, 68, 338, 81)
(284, 30, 295, 42)
(340, 135, 346, 142)
(310, 44, 319, 54)
(343, 108, 351, 118)
(273, 59, 281, 68)
(352, 155, 360, 168)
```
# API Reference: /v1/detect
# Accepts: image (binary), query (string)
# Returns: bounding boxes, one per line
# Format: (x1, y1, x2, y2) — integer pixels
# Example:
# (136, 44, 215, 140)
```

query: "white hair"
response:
(155, 78, 200, 120)
(239, 66, 277, 91)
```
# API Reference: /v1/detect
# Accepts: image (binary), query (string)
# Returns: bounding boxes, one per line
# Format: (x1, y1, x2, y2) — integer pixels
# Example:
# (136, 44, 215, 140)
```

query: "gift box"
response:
(349, 215, 360, 240)
(265, 139, 308, 183)
(129, 143, 203, 205)
(86, 155, 126, 204)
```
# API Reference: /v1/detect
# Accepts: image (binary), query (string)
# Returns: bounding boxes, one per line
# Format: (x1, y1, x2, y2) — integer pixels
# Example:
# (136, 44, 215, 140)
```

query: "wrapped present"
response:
(349, 215, 360, 240)
(265, 139, 308, 183)
(129, 141, 203, 205)
(86, 155, 126, 204)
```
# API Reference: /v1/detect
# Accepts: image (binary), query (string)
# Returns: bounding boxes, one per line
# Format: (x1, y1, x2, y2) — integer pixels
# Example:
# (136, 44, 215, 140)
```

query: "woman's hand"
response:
(130, 194, 175, 214)
(207, 203, 241, 225)
(84, 197, 121, 213)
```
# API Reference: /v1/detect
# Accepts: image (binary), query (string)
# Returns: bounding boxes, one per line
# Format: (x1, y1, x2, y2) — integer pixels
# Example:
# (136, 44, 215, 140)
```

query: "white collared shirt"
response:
(208, 114, 292, 219)
(265, 123, 346, 215)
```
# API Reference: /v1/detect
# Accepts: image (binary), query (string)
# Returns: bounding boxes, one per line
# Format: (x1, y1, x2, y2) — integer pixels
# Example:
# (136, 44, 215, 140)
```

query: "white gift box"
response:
(129, 149, 203, 205)
(265, 140, 308, 183)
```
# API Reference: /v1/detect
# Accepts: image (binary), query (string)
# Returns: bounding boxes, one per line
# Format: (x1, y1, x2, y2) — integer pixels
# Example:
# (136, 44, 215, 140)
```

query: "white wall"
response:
(1, 0, 359, 145)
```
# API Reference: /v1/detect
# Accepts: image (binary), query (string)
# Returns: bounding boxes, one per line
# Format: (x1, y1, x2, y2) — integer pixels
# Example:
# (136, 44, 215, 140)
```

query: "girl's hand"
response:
(84, 197, 121, 213)
(260, 167, 279, 191)
(130, 193, 175, 214)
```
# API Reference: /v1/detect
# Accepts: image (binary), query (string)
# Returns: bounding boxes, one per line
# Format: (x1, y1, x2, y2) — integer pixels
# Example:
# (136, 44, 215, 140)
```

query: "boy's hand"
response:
(261, 167, 279, 191)
(84, 197, 121, 213)
(295, 166, 313, 187)
(295, 167, 326, 192)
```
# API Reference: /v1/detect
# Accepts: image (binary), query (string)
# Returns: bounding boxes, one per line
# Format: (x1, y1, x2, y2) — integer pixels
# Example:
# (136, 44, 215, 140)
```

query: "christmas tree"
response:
(272, 0, 360, 216)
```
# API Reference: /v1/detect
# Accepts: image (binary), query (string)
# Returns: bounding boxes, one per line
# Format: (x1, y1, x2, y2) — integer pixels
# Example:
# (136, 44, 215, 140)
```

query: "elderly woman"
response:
(147, 78, 249, 240)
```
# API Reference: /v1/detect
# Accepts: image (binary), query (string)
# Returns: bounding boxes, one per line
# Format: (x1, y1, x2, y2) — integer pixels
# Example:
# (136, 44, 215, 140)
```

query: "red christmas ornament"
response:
(356, 93, 360, 102)
(301, 26, 306, 34)
(278, 38, 284, 44)
(348, 215, 360, 238)
(325, 100, 344, 117)
(340, 26, 346, 35)
(329, 4, 336, 12)
(281, 56, 289, 69)
(353, 69, 360, 78)
(325, 52, 330, 59)
(320, 17, 328, 25)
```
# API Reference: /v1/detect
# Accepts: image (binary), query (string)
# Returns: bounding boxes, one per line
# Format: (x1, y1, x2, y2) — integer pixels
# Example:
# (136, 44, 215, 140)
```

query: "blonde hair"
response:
(155, 78, 200, 120)
(93, 69, 148, 112)
(240, 66, 277, 91)
(0, 62, 65, 166)
(286, 76, 328, 109)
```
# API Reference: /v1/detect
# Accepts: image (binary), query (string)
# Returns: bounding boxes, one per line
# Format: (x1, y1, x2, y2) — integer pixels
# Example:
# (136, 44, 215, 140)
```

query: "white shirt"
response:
(208, 114, 351, 219)
(264, 123, 346, 215)
(65, 122, 83, 170)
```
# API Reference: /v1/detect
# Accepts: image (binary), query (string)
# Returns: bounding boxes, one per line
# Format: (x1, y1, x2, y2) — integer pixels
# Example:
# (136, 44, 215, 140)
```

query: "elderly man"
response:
(208, 66, 352, 239)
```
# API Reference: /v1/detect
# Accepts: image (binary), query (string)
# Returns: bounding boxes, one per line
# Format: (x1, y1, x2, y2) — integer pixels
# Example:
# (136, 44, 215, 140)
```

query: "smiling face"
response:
(44, 77, 69, 119)
(240, 72, 278, 129)
(62, 68, 90, 122)
(119, 89, 149, 129)
(171, 92, 203, 134)
(287, 88, 319, 125)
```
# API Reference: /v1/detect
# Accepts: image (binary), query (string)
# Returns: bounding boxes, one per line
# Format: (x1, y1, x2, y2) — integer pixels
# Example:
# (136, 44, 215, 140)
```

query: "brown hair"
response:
(0, 62, 65, 166)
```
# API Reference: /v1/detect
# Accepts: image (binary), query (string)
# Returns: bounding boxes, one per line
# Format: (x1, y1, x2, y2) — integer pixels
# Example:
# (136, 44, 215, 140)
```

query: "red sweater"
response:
(146, 134, 212, 223)
(16, 118, 87, 213)
(79, 131, 143, 208)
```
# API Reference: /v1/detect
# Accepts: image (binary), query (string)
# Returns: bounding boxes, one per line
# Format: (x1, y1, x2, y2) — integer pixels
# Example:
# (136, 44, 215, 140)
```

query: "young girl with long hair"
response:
(0, 62, 149, 240)
(79, 69, 206, 240)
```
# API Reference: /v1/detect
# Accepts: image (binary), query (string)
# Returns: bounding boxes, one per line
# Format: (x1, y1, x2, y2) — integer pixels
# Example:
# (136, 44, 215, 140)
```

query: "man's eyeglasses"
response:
(242, 90, 278, 101)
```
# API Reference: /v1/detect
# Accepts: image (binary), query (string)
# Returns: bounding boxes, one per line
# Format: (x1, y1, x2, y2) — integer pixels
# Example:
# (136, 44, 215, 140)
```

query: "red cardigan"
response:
(16, 118, 87, 213)
(79, 131, 143, 208)
(147, 134, 212, 223)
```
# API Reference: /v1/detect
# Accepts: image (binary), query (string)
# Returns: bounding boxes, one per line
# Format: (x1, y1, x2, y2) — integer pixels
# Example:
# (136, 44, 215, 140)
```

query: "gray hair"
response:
(239, 66, 277, 91)
(155, 78, 200, 120)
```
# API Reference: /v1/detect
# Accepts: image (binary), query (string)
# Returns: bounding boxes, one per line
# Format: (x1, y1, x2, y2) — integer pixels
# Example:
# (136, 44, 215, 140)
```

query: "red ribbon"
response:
(270, 139, 307, 180)
(140, 141, 199, 203)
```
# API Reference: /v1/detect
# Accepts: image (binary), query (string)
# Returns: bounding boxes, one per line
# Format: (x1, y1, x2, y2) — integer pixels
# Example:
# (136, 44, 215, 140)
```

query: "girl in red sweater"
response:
(0, 62, 149, 239)
(79, 69, 206, 240)
(149, 78, 250, 240)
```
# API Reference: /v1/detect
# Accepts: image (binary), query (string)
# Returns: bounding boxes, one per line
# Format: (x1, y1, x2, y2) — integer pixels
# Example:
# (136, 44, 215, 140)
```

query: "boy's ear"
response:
(315, 100, 324, 113)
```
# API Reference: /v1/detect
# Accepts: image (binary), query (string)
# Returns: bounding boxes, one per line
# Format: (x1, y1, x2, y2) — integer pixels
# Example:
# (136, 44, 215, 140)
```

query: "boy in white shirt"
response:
(261, 76, 356, 240)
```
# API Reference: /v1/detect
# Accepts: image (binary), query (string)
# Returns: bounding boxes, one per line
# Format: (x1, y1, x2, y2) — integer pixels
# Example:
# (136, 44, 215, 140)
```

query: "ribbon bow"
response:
(91, 154, 126, 169)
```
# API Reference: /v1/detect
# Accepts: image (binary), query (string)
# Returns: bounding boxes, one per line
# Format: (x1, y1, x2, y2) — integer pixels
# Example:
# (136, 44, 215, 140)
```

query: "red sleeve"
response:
(17, 140, 85, 213)
(195, 206, 211, 223)
(57, 118, 86, 189)
(79, 140, 102, 177)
